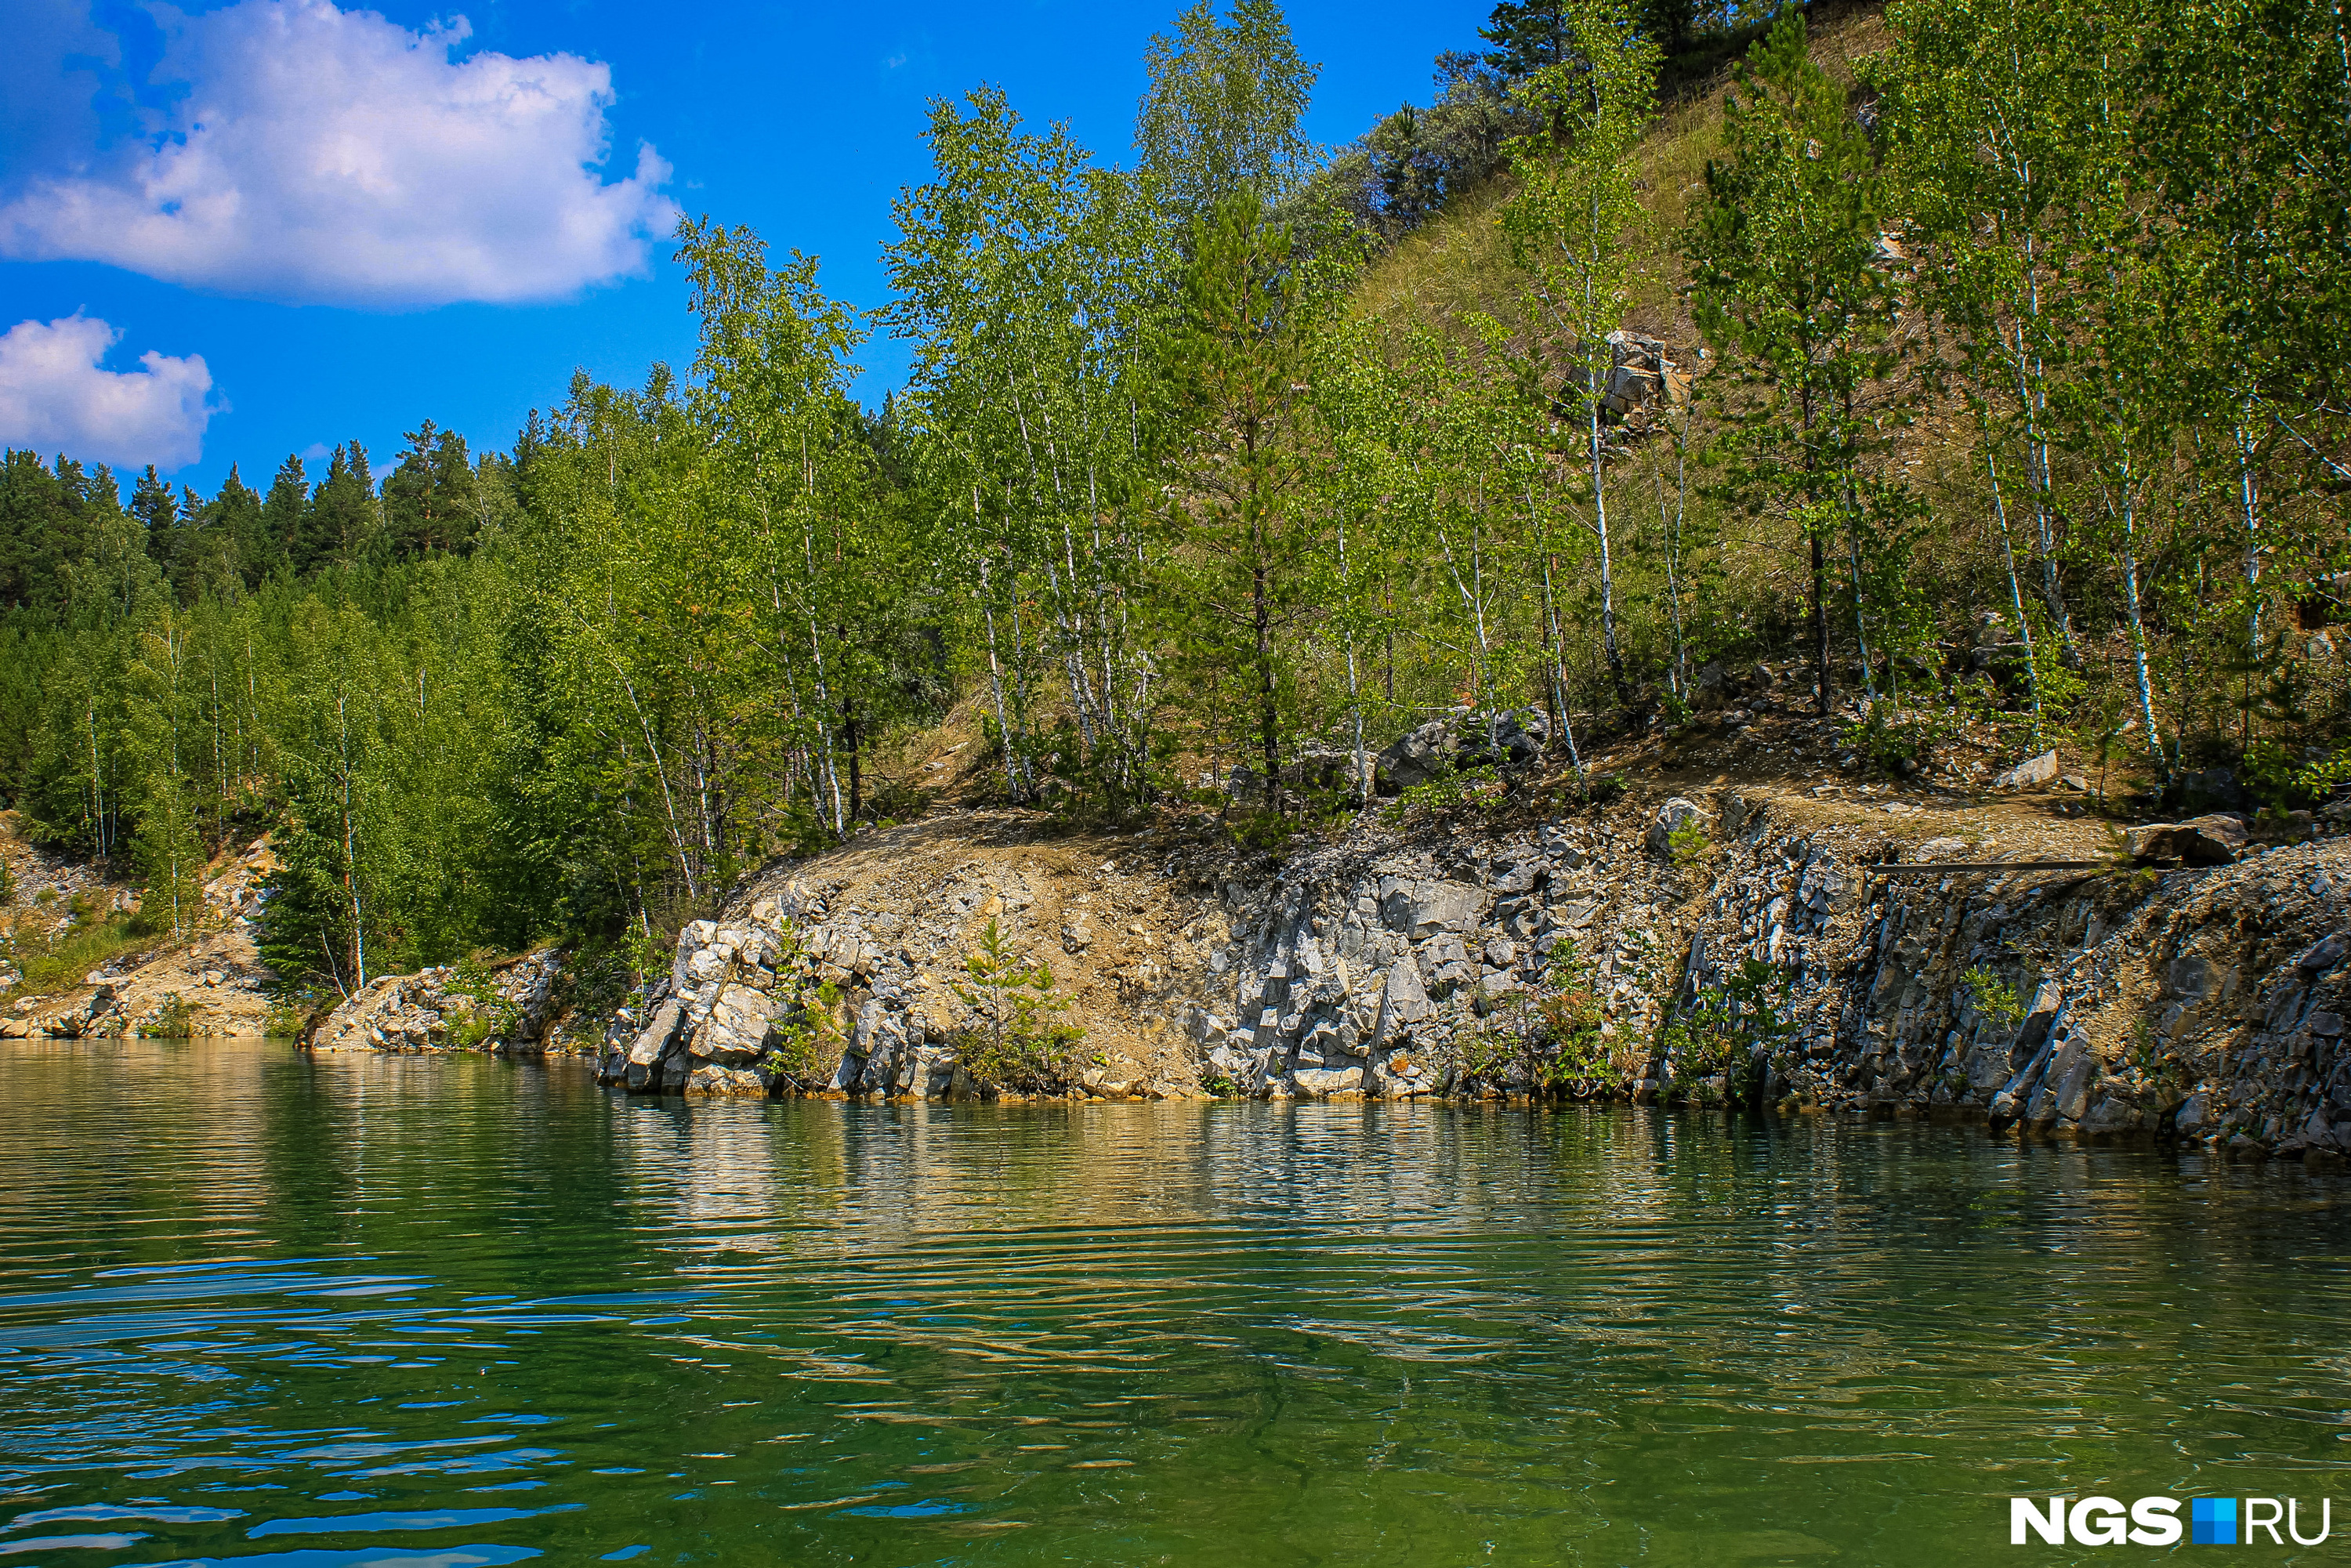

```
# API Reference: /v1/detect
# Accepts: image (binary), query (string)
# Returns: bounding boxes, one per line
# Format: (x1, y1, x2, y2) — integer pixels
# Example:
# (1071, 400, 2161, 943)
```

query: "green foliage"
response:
(1382, 762, 1503, 824)
(7, 907, 147, 998)
(2289, 745, 2351, 806)
(1136, 0, 1320, 229)
(1962, 965, 2027, 1032)
(1531, 946, 1617, 1092)
(951, 918, 1083, 1092)
(1688, 11, 1910, 716)
(1226, 809, 1299, 855)
(1838, 702, 1967, 779)
(1458, 942, 1625, 1095)
(1665, 816, 1711, 867)
(445, 957, 524, 1051)
(1660, 958, 1794, 1105)
(757, 920, 850, 1086)
(263, 996, 316, 1037)
(1, 0, 2347, 1004)
(140, 992, 195, 1038)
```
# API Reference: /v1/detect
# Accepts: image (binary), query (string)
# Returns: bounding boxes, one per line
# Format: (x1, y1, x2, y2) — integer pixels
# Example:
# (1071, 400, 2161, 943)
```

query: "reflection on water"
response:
(2, 1040, 2348, 1565)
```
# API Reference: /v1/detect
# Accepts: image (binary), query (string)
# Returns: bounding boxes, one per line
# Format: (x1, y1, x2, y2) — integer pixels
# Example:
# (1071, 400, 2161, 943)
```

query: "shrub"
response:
(758, 919, 849, 1087)
(1382, 763, 1505, 824)
(1665, 816, 1712, 867)
(445, 957, 523, 1050)
(1659, 958, 1795, 1106)
(10, 910, 147, 998)
(142, 993, 196, 1037)
(951, 918, 1082, 1092)
(1962, 965, 2027, 1031)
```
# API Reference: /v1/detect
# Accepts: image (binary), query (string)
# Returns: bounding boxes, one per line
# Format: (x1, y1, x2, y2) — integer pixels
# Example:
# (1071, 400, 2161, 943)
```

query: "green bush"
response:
(1962, 965, 2027, 1031)
(1665, 817, 1712, 867)
(951, 919, 1082, 1092)
(11, 911, 147, 998)
(141, 993, 195, 1037)
(1659, 958, 1794, 1106)
(1382, 762, 1504, 824)
(444, 957, 523, 1049)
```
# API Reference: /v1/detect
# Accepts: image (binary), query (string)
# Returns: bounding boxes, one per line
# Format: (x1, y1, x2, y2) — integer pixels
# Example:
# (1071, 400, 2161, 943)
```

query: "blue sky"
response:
(0, 0, 1487, 493)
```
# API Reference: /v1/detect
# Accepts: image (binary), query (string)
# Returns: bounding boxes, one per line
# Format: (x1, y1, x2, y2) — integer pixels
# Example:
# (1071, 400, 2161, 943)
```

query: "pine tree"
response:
(204, 465, 269, 590)
(1480, 0, 1572, 79)
(1686, 12, 1902, 717)
(1160, 190, 1331, 807)
(261, 455, 308, 578)
(303, 444, 379, 570)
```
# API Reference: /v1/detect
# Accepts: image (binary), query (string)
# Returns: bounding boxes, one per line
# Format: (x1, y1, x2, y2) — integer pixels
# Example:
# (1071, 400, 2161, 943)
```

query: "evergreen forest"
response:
(2, 0, 2345, 1005)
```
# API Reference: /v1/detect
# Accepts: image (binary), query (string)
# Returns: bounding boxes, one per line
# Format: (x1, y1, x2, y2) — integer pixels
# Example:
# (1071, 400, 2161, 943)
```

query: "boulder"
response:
(1378, 876, 1489, 936)
(1373, 961, 1434, 1044)
(693, 982, 776, 1065)
(1465, 708, 1550, 769)
(1291, 1065, 1364, 1096)
(1281, 741, 1362, 793)
(1375, 720, 1458, 793)
(1373, 709, 1549, 793)
(1079, 1060, 1146, 1097)
(624, 998, 687, 1090)
(685, 1063, 767, 1098)
(2127, 815, 2247, 866)
(1992, 749, 2059, 790)
(1716, 791, 1759, 838)
(627, 998, 686, 1067)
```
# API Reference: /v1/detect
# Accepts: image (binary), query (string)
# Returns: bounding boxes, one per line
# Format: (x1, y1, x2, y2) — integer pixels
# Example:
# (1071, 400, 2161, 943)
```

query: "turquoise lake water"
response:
(2, 1040, 2347, 1565)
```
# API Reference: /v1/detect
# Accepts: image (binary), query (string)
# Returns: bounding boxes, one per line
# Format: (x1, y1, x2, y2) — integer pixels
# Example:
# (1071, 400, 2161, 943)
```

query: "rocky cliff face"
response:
(589, 791, 2348, 1156)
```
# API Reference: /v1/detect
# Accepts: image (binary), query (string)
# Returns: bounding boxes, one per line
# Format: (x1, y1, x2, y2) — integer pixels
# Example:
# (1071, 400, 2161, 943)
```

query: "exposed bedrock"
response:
(581, 795, 2346, 1155)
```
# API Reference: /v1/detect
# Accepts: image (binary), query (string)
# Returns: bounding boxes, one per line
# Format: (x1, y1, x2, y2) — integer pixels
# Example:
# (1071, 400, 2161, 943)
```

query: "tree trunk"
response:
(1252, 549, 1280, 810)
(2111, 469, 2163, 762)
(1589, 400, 1629, 707)
(1809, 528, 1830, 718)
(1985, 448, 2044, 748)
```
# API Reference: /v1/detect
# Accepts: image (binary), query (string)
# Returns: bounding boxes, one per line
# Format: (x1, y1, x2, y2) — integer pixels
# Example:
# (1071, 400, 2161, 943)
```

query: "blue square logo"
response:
(2192, 1497, 2237, 1545)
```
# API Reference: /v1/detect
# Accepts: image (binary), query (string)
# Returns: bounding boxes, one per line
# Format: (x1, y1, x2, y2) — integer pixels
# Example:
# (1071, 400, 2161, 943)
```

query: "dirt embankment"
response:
(0, 814, 277, 1039)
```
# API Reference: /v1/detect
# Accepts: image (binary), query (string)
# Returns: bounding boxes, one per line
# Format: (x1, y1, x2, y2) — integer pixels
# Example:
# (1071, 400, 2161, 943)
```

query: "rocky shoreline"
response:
(384, 783, 2325, 1155)
(216, 765, 2351, 1159)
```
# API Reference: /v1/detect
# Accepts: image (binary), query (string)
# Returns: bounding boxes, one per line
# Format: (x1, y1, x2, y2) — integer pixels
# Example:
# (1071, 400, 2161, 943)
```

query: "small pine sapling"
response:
(951, 918, 1083, 1092)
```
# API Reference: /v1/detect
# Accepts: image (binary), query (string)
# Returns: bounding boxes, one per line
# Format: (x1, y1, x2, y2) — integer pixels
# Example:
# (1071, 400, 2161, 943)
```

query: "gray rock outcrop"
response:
(572, 786, 2349, 1157)
(306, 950, 566, 1055)
(1991, 749, 2059, 790)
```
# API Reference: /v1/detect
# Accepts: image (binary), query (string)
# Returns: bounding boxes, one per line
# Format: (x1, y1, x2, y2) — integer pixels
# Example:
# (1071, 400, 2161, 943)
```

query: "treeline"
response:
(1, 0, 2345, 1004)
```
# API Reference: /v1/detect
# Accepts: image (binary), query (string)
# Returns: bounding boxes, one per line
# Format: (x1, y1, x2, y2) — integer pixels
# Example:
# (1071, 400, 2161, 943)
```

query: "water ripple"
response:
(2, 1042, 2349, 1565)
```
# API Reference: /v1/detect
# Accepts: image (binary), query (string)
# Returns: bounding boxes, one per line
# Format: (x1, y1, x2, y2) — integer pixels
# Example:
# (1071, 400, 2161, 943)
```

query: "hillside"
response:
(1, 0, 2343, 1037)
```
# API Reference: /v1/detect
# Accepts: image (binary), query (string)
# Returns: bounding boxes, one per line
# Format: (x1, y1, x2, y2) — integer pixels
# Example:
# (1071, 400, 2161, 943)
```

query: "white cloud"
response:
(0, 316, 216, 470)
(0, 0, 679, 307)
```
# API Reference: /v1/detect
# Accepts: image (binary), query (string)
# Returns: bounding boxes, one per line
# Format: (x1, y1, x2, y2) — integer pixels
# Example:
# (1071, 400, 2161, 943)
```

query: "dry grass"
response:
(1353, 3, 1897, 355)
